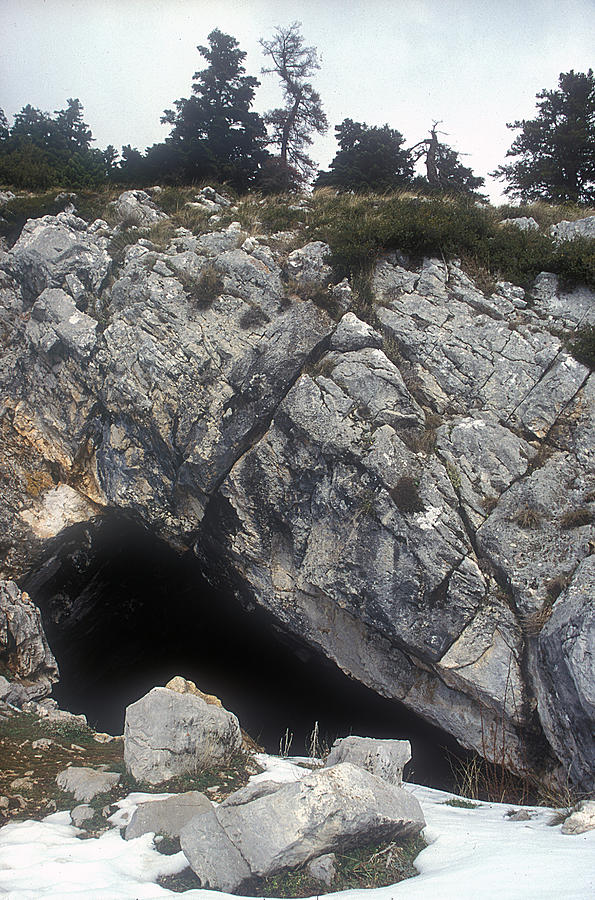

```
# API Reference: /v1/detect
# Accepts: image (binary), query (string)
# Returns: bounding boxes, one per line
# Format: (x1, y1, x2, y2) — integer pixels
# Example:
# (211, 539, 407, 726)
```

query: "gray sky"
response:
(1, 0, 594, 201)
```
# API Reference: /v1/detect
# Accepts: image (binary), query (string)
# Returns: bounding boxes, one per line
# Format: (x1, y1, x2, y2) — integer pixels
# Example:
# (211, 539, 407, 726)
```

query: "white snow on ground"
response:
(0, 754, 593, 899)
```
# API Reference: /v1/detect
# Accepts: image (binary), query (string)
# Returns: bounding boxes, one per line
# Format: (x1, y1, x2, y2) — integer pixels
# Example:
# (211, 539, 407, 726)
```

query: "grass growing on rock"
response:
(245, 834, 427, 898)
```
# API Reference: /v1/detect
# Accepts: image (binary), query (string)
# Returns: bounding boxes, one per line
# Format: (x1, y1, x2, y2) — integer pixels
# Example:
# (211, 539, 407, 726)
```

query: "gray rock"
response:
(181, 801, 252, 891)
(307, 853, 336, 885)
(331, 313, 383, 353)
(56, 766, 120, 802)
(26, 288, 97, 359)
(70, 804, 95, 827)
(535, 556, 595, 790)
(197, 223, 245, 256)
(0, 190, 16, 206)
(110, 190, 168, 227)
(499, 216, 539, 232)
(325, 736, 411, 786)
(6, 212, 110, 300)
(550, 216, 595, 242)
(124, 686, 242, 784)
(125, 790, 212, 840)
(285, 241, 333, 292)
(0, 580, 58, 702)
(181, 763, 424, 891)
(561, 800, 595, 834)
(215, 763, 424, 879)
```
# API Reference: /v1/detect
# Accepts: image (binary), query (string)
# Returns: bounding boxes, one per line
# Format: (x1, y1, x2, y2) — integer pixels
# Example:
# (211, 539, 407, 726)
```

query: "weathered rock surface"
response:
(180, 762, 425, 891)
(124, 790, 212, 840)
(0, 580, 58, 702)
(6, 210, 110, 300)
(56, 766, 120, 802)
(124, 686, 242, 784)
(561, 799, 595, 835)
(110, 189, 168, 227)
(551, 215, 595, 242)
(0, 193, 593, 790)
(499, 216, 539, 232)
(325, 736, 411, 785)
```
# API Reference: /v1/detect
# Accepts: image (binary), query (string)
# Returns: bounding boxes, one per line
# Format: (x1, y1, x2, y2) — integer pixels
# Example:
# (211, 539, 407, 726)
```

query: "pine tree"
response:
(409, 124, 485, 197)
(493, 69, 595, 203)
(260, 22, 327, 188)
(162, 29, 268, 188)
(315, 119, 413, 191)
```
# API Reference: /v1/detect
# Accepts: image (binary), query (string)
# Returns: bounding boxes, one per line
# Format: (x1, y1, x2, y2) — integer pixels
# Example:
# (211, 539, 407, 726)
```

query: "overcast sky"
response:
(1, 0, 594, 201)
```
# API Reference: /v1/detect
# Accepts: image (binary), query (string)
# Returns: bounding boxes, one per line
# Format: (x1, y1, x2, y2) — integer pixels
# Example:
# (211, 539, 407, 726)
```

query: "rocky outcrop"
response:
(551, 215, 595, 242)
(0, 580, 58, 703)
(180, 762, 425, 892)
(0, 193, 593, 789)
(124, 685, 242, 784)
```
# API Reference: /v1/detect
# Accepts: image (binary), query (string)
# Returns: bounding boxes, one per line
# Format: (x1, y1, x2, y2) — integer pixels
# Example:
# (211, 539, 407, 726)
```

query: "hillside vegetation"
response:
(2, 186, 594, 294)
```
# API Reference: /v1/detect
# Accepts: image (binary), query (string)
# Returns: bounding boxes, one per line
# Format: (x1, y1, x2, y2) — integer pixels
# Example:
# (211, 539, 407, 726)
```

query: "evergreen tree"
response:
(493, 69, 595, 203)
(0, 100, 105, 189)
(260, 22, 327, 188)
(54, 98, 93, 151)
(0, 108, 9, 143)
(162, 29, 268, 188)
(410, 124, 486, 196)
(315, 119, 413, 191)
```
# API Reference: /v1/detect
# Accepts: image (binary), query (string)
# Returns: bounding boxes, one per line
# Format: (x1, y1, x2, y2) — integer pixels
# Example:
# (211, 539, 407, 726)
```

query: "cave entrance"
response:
(22, 514, 467, 789)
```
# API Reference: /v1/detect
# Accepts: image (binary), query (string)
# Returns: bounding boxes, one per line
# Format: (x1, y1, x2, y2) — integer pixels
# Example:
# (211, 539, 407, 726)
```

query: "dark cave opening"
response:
(22, 514, 469, 790)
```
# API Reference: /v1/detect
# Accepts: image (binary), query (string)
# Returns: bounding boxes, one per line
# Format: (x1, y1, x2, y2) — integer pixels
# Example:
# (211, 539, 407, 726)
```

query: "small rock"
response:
(499, 216, 539, 232)
(0, 796, 9, 810)
(506, 809, 532, 821)
(10, 777, 34, 791)
(561, 800, 595, 835)
(70, 804, 95, 827)
(56, 766, 121, 802)
(92, 732, 115, 743)
(32, 737, 54, 750)
(307, 853, 336, 886)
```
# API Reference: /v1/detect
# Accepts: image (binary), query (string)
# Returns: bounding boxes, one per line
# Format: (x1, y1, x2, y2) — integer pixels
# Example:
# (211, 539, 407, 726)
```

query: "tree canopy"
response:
(260, 22, 327, 189)
(158, 29, 269, 189)
(315, 119, 413, 191)
(409, 124, 486, 197)
(493, 69, 595, 204)
(0, 99, 107, 189)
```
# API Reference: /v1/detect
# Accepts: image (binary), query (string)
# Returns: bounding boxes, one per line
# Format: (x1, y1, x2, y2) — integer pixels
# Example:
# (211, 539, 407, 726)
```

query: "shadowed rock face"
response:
(1, 195, 593, 789)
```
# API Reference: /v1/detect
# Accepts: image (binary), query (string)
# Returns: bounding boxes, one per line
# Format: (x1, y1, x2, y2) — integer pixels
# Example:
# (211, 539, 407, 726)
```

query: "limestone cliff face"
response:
(0, 191, 593, 789)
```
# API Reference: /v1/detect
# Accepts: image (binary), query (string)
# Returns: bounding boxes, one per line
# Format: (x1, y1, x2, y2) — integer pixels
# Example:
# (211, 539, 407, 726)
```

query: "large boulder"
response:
(180, 762, 425, 892)
(325, 736, 411, 786)
(124, 685, 242, 784)
(0, 580, 58, 703)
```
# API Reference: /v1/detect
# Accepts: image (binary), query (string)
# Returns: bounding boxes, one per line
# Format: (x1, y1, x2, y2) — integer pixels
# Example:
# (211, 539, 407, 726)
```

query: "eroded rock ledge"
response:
(0, 192, 593, 789)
